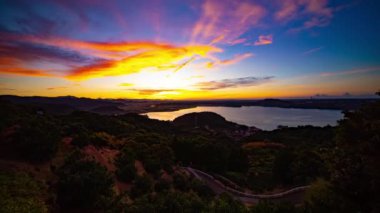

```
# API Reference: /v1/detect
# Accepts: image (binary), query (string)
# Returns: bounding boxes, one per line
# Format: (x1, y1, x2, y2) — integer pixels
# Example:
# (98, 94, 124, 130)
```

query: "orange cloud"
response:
(0, 67, 53, 77)
(20, 36, 184, 59)
(206, 53, 253, 69)
(254, 35, 273, 46)
(46, 86, 67, 90)
(191, 0, 266, 44)
(67, 43, 221, 80)
(0, 57, 53, 77)
(0, 33, 222, 80)
(125, 88, 181, 96)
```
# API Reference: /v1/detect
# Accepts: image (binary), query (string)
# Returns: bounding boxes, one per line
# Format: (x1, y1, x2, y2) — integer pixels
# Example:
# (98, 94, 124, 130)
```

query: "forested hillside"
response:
(0, 98, 379, 212)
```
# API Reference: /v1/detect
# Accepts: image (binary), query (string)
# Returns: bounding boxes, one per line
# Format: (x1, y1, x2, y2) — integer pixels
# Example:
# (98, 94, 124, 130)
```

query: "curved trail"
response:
(183, 167, 309, 205)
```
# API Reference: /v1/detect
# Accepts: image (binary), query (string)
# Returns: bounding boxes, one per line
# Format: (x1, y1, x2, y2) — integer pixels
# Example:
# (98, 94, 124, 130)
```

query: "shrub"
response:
(250, 201, 296, 213)
(11, 116, 60, 162)
(154, 178, 171, 193)
(173, 172, 190, 191)
(130, 175, 153, 198)
(56, 151, 114, 210)
(0, 172, 48, 213)
(115, 146, 137, 182)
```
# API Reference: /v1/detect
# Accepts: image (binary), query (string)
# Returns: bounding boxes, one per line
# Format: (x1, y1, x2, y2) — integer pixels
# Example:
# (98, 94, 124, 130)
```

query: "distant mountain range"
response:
(0, 95, 377, 115)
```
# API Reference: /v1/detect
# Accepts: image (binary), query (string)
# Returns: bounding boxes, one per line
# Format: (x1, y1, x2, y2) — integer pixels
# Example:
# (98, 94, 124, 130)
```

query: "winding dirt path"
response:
(184, 167, 309, 205)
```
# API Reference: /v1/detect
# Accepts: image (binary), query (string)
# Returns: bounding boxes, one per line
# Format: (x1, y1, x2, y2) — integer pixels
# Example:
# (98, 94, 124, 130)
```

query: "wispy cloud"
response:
(275, 0, 299, 22)
(46, 86, 67, 90)
(228, 38, 247, 46)
(206, 53, 253, 68)
(194, 76, 274, 90)
(289, 17, 330, 33)
(303, 46, 324, 55)
(0, 88, 16, 91)
(191, 0, 266, 44)
(254, 35, 273, 46)
(311, 92, 378, 99)
(0, 66, 54, 77)
(125, 88, 180, 96)
(320, 66, 380, 77)
(275, 0, 334, 33)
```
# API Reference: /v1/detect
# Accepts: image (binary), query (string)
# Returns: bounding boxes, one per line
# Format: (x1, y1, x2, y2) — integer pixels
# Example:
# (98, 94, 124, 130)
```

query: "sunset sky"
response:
(0, 0, 379, 99)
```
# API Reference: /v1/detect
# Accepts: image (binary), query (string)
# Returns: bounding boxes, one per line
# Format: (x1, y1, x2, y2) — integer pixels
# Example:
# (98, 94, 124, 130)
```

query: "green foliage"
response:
(244, 126, 332, 191)
(0, 101, 27, 130)
(303, 179, 347, 213)
(291, 151, 327, 184)
(329, 99, 380, 212)
(71, 130, 109, 147)
(173, 172, 190, 191)
(144, 144, 174, 175)
(120, 142, 174, 176)
(127, 195, 156, 212)
(133, 132, 169, 145)
(189, 178, 215, 199)
(56, 151, 114, 210)
(172, 135, 248, 173)
(4, 98, 378, 212)
(129, 191, 206, 213)
(244, 126, 335, 149)
(71, 131, 91, 147)
(0, 172, 48, 213)
(119, 113, 174, 134)
(62, 111, 132, 136)
(117, 163, 136, 182)
(272, 150, 295, 185)
(155, 191, 206, 213)
(250, 201, 296, 213)
(130, 175, 154, 198)
(115, 146, 137, 182)
(10, 115, 60, 162)
(228, 147, 250, 172)
(154, 178, 171, 193)
(209, 193, 247, 213)
(247, 148, 278, 190)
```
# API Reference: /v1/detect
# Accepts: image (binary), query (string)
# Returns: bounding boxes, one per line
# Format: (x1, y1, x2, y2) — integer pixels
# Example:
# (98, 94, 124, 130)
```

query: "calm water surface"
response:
(144, 106, 344, 130)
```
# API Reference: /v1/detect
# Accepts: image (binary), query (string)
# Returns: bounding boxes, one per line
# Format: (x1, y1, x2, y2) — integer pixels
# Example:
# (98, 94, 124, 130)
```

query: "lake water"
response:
(144, 106, 344, 130)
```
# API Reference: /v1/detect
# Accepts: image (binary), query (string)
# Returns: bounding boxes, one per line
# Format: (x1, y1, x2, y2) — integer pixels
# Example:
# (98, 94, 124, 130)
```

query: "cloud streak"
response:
(275, 0, 334, 32)
(206, 53, 253, 68)
(194, 76, 274, 90)
(191, 0, 266, 44)
(0, 33, 222, 79)
(0, 65, 54, 77)
(254, 35, 273, 46)
(303, 46, 324, 55)
(46, 86, 67, 90)
(125, 88, 179, 96)
(320, 67, 380, 77)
